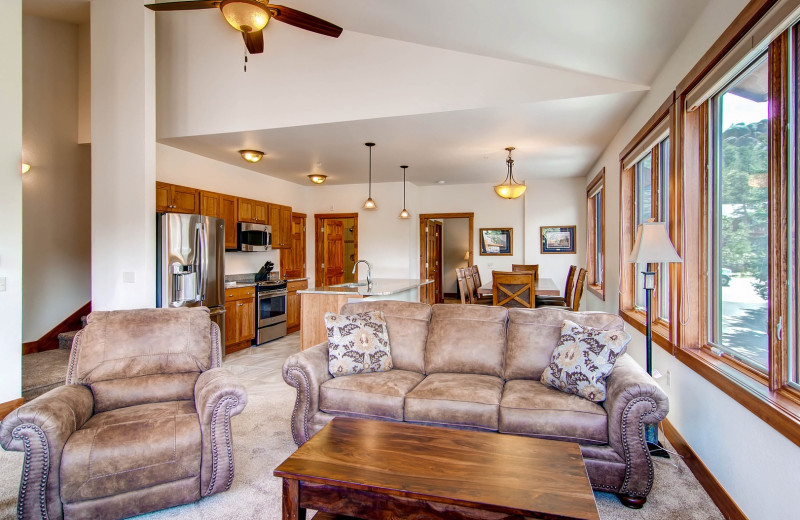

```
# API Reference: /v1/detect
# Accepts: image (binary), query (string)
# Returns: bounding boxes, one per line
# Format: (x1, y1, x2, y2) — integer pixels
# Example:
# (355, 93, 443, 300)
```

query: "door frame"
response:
(314, 213, 358, 286)
(419, 213, 474, 302)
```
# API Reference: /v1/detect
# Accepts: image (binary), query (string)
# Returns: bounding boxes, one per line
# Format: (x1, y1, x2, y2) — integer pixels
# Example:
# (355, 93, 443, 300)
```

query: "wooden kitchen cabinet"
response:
(224, 286, 255, 354)
(238, 197, 267, 224)
(269, 203, 293, 249)
(281, 213, 306, 279)
(200, 191, 238, 249)
(286, 279, 308, 334)
(156, 182, 199, 214)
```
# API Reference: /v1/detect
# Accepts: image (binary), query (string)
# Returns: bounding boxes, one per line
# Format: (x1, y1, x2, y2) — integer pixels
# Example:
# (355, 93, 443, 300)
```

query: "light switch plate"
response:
(0, 277, 6, 292)
(122, 272, 135, 284)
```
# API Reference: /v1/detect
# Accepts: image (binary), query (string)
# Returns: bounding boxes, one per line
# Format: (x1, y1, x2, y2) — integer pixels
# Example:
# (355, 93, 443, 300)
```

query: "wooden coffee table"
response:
(274, 417, 599, 520)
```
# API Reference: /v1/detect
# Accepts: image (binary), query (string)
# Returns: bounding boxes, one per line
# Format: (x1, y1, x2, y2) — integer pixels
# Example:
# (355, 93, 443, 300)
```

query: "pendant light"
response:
(398, 165, 410, 219)
(362, 142, 377, 210)
(494, 146, 527, 199)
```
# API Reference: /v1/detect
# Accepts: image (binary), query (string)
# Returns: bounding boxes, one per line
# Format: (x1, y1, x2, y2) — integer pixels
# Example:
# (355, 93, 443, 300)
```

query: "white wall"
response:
(583, 1, 800, 518)
(0, 0, 22, 404)
(22, 16, 91, 342)
(442, 218, 469, 294)
(77, 22, 90, 145)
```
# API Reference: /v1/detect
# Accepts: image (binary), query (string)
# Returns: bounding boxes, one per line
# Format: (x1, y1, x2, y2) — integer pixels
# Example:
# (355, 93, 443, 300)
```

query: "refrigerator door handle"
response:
(198, 222, 209, 302)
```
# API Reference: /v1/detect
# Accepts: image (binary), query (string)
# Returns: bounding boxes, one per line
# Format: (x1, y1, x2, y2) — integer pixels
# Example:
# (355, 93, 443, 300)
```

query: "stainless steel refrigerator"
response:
(156, 213, 226, 349)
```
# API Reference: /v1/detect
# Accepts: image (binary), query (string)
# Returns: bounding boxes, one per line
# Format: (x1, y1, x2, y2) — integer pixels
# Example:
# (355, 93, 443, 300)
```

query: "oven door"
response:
(257, 289, 287, 327)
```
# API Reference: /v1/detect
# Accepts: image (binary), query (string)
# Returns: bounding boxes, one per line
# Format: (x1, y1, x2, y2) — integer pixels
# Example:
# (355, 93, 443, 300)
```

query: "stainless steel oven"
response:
(256, 280, 287, 344)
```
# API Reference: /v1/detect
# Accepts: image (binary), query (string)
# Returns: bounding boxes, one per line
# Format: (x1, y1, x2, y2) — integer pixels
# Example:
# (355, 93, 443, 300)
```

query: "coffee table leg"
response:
(282, 478, 306, 520)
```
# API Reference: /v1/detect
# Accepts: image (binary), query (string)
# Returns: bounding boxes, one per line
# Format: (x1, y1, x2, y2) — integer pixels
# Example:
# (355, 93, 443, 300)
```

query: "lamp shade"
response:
(220, 0, 270, 33)
(628, 220, 682, 264)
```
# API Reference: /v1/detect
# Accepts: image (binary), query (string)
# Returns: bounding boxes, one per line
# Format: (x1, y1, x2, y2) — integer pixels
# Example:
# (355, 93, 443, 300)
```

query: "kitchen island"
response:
(298, 278, 433, 350)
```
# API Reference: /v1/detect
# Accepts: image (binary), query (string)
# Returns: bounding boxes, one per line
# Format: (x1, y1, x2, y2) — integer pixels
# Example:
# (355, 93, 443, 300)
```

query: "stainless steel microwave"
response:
(237, 222, 272, 251)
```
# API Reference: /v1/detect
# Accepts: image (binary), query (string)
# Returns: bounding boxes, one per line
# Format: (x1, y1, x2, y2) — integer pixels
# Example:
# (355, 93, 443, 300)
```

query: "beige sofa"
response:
(283, 301, 668, 508)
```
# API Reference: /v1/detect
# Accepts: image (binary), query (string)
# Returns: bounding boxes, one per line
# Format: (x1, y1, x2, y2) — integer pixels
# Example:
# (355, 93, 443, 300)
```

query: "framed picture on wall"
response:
(479, 228, 513, 255)
(540, 226, 576, 254)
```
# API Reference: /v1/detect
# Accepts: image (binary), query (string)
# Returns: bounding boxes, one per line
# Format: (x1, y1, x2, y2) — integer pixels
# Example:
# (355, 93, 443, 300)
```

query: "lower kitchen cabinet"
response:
(286, 279, 308, 334)
(224, 286, 255, 354)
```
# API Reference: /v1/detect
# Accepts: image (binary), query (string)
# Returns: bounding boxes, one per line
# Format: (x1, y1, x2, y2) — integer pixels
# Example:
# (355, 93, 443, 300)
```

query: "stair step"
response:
(57, 330, 79, 350)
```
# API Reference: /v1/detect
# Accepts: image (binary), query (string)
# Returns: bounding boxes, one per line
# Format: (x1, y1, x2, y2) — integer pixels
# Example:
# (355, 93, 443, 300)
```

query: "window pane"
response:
(711, 56, 769, 370)
(595, 190, 603, 286)
(659, 138, 671, 320)
(635, 154, 653, 309)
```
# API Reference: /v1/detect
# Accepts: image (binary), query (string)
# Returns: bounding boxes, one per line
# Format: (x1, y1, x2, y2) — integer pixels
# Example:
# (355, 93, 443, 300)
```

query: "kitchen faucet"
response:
(353, 259, 373, 286)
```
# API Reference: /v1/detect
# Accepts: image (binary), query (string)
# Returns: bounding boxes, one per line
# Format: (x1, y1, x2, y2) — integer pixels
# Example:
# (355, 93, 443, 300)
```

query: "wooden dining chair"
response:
(455, 268, 470, 304)
(536, 265, 576, 308)
(468, 265, 492, 304)
(492, 270, 535, 308)
(512, 264, 539, 281)
(463, 267, 477, 304)
(570, 268, 587, 311)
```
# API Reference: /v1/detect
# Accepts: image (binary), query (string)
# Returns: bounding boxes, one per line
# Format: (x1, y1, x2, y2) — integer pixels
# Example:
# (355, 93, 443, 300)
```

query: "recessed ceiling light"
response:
(437, 180, 446, 184)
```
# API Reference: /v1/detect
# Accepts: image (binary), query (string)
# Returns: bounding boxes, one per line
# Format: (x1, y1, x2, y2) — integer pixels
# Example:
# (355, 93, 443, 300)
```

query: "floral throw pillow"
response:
(324, 311, 393, 377)
(540, 320, 631, 402)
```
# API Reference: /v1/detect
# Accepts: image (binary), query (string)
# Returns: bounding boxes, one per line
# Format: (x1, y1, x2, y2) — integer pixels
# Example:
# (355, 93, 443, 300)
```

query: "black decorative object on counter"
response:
(256, 260, 274, 282)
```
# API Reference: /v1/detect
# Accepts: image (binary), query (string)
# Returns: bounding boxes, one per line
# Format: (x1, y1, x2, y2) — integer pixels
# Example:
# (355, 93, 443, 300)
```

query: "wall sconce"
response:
(308, 174, 327, 184)
(239, 149, 264, 163)
(21, 163, 31, 174)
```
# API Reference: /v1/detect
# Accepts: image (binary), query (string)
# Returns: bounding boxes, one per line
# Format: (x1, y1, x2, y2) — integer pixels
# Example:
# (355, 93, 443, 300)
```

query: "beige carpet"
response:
(1, 333, 723, 520)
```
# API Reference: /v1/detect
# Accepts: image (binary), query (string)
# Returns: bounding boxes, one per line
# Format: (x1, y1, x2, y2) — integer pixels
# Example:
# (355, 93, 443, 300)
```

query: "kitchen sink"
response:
(330, 282, 368, 288)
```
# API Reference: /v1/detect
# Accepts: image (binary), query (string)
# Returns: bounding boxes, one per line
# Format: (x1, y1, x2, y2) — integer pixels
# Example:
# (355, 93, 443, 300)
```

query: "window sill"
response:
(618, 308, 674, 352)
(587, 284, 605, 300)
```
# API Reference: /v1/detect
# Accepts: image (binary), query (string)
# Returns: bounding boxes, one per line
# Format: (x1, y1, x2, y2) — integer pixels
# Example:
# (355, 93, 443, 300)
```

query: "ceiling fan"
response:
(145, 0, 343, 54)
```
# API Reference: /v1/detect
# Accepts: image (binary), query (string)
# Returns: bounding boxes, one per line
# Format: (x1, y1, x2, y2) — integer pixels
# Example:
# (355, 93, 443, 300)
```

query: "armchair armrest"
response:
(603, 354, 669, 497)
(195, 367, 247, 497)
(282, 342, 332, 445)
(0, 385, 94, 520)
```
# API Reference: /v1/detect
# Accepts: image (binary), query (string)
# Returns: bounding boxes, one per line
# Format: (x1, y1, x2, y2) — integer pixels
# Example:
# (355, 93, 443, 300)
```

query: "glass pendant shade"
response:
(363, 197, 377, 210)
(363, 143, 377, 210)
(399, 208, 410, 219)
(398, 165, 410, 219)
(494, 146, 527, 199)
(220, 0, 270, 33)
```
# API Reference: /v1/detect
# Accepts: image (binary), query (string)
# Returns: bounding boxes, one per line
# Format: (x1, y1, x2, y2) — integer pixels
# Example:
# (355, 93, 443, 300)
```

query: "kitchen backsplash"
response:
(224, 249, 280, 275)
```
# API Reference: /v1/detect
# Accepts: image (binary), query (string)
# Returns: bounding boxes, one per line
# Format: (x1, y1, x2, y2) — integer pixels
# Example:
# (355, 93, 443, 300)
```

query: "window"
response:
(586, 169, 605, 299)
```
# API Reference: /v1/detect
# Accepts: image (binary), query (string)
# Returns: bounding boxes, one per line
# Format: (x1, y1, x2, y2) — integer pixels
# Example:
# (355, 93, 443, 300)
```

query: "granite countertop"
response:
(298, 278, 433, 296)
(286, 277, 309, 282)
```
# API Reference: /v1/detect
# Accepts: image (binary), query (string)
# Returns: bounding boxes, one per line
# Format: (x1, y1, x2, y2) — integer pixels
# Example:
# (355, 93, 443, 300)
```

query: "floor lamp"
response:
(628, 219, 682, 458)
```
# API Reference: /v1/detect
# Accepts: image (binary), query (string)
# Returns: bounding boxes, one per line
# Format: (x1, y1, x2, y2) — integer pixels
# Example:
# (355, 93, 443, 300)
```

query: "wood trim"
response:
(586, 168, 605, 300)
(22, 301, 91, 355)
(0, 397, 24, 420)
(619, 308, 674, 352)
(619, 92, 675, 162)
(418, 213, 475, 302)
(676, 0, 780, 97)
(661, 419, 748, 520)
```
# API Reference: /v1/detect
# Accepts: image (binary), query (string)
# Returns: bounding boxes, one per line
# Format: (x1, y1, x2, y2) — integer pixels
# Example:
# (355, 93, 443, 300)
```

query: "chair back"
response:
(455, 268, 470, 304)
(463, 266, 477, 304)
(512, 264, 539, 281)
(469, 266, 482, 302)
(570, 268, 587, 311)
(67, 307, 219, 412)
(563, 265, 577, 307)
(472, 264, 483, 288)
(492, 270, 535, 308)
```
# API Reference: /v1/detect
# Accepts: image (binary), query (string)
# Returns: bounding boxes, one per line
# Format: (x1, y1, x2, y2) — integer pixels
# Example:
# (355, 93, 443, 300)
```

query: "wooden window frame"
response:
(586, 168, 605, 300)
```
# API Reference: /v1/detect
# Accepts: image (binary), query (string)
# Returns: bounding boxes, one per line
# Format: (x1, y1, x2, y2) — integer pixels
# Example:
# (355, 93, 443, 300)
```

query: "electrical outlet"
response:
(488, 263, 494, 269)
(665, 370, 671, 388)
(122, 272, 135, 284)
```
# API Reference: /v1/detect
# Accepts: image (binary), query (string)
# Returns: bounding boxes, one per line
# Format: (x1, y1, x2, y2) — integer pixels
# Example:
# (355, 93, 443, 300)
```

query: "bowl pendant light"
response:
(363, 142, 377, 210)
(494, 146, 527, 199)
(399, 165, 410, 219)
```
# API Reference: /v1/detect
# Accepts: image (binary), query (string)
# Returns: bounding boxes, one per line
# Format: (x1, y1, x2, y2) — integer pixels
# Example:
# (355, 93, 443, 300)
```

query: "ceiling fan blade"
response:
(265, 4, 343, 38)
(242, 29, 264, 54)
(145, 1, 220, 11)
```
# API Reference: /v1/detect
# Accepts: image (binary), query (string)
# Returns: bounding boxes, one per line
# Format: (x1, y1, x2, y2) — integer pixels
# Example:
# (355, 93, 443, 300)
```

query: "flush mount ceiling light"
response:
(398, 165, 410, 219)
(308, 174, 327, 184)
(494, 146, 527, 199)
(362, 142, 377, 210)
(239, 149, 264, 163)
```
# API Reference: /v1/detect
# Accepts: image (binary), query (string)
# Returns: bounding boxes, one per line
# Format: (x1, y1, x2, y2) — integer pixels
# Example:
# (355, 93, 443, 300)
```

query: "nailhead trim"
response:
(205, 395, 238, 496)
(13, 424, 50, 520)
(285, 367, 310, 445)
(619, 396, 657, 497)
(66, 330, 84, 384)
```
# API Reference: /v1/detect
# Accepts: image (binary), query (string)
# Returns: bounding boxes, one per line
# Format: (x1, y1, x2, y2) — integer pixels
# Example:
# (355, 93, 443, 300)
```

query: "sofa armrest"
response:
(282, 342, 332, 445)
(195, 367, 248, 497)
(603, 354, 669, 496)
(0, 384, 94, 520)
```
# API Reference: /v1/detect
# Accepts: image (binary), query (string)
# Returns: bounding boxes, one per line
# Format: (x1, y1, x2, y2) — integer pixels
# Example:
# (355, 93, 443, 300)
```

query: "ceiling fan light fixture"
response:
(494, 146, 527, 199)
(220, 0, 270, 33)
(239, 149, 264, 163)
(308, 174, 327, 184)
(399, 165, 410, 219)
(362, 142, 378, 210)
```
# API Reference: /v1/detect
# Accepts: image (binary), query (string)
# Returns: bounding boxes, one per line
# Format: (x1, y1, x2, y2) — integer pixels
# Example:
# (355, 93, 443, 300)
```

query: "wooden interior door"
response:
(426, 220, 443, 304)
(324, 219, 345, 285)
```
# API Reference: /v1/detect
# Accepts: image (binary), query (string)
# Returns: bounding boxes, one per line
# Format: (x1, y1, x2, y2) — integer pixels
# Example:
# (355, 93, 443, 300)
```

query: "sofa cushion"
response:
(60, 400, 201, 503)
(320, 369, 425, 421)
(340, 301, 431, 373)
(504, 308, 626, 381)
(325, 311, 393, 377)
(424, 304, 508, 377)
(405, 373, 503, 430)
(540, 320, 630, 402)
(499, 379, 608, 445)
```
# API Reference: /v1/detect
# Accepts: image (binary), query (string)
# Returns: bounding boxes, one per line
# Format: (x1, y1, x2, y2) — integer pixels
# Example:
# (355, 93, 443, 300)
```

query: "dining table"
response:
(478, 277, 560, 297)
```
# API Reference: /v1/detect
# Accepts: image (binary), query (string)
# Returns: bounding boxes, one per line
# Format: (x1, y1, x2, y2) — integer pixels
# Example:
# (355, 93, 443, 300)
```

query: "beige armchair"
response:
(0, 307, 247, 520)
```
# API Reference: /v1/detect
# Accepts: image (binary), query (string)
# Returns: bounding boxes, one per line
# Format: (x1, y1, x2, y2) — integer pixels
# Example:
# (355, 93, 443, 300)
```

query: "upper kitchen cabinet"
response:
(269, 203, 293, 249)
(200, 191, 238, 249)
(281, 212, 306, 279)
(238, 198, 267, 224)
(156, 182, 198, 214)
